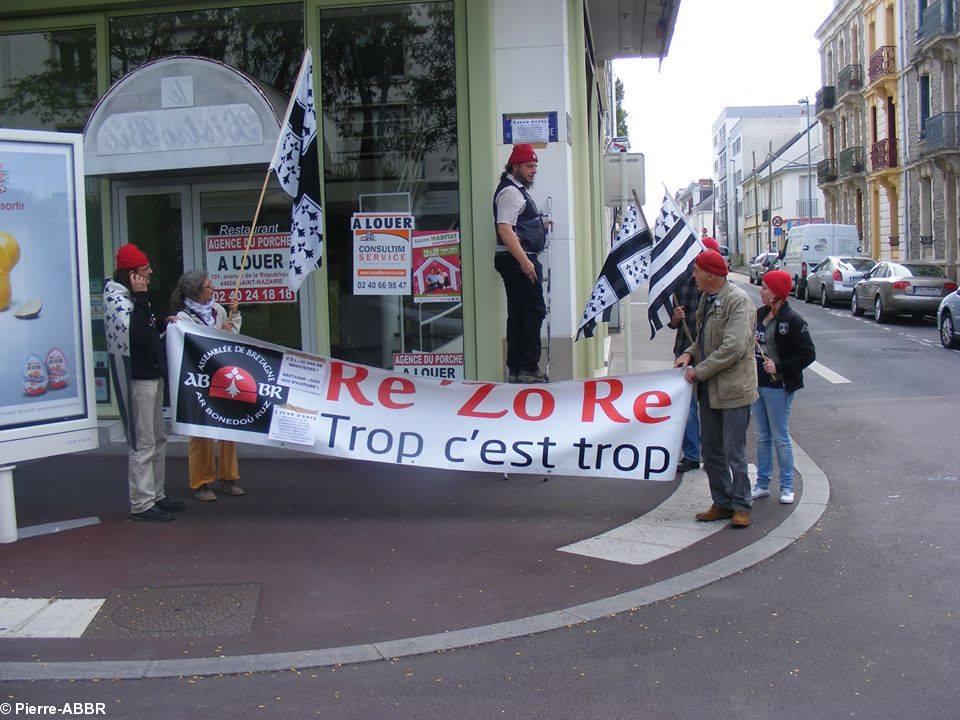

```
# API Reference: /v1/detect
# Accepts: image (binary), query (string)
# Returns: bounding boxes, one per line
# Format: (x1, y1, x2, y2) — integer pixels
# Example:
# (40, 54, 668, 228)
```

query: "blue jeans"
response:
(682, 389, 700, 461)
(752, 386, 795, 492)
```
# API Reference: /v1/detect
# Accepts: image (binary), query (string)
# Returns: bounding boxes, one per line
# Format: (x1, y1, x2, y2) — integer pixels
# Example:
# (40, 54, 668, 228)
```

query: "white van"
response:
(779, 224, 863, 297)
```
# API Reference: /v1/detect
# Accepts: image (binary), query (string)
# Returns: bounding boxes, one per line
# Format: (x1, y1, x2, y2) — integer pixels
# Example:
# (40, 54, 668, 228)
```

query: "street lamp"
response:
(798, 97, 813, 227)
(728, 159, 738, 256)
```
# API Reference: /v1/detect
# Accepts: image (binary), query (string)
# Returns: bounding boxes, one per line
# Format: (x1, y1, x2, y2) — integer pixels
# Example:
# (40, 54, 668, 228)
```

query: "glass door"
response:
(115, 184, 192, 318)
(320, 1, 463, 369)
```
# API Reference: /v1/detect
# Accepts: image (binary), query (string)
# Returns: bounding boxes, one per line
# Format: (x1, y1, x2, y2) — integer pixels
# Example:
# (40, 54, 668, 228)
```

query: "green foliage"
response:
(615, 78, 629, 139)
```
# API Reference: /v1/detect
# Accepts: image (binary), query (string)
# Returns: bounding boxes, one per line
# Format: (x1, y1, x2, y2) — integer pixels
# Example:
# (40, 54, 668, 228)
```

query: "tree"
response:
(615, 78, 629, 139)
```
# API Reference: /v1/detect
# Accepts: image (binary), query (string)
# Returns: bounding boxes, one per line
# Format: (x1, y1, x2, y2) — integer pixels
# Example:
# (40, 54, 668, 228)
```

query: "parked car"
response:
(748, 252, 781, 284)
(780, 224, 861, 298)
(937, 287, 960, 348)
(804, 256, 876, 306)
(850, 261, 958, 322)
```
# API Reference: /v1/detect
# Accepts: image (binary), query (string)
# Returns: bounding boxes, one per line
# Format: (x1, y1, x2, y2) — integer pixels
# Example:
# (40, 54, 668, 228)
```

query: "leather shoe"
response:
(677, 457, 700, 473)
(131, 506, 174, 522)
(156, 498, 185, 512)
(730, 510, 751, 528)
(695, 504, 734, 522)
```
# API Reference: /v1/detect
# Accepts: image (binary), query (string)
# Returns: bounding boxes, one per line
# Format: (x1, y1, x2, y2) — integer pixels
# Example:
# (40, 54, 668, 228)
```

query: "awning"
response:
(585, 0, 681, 62)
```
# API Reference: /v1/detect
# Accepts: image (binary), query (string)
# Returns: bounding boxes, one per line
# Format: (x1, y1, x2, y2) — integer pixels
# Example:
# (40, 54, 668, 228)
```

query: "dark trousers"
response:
(494, 252, 545, 373)
(698, 397, 752, 512)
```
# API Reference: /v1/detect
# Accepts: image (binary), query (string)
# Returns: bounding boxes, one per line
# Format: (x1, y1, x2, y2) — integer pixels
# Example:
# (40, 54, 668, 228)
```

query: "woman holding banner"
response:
(171, 271, 246, 502)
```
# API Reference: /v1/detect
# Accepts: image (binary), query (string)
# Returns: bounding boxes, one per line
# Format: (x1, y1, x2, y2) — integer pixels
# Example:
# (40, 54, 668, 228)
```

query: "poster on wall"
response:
(205, 226, 296, 304)
(0, 129, 98, 464)
(392, 352, 464, 380)
(411, 230, 461, 303)
(352, 212, 412, 295)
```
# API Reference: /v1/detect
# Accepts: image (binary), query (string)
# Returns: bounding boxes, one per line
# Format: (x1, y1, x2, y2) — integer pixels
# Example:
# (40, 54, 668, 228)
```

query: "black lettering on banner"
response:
(643, 446, 670, 480)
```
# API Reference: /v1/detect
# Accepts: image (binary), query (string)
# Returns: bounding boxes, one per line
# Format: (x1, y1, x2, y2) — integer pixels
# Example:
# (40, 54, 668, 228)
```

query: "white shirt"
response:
(495, 174, 527, 226)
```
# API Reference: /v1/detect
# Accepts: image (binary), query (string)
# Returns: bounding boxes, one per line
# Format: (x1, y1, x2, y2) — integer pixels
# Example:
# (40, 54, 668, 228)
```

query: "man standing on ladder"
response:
(494, 143, 550, 384)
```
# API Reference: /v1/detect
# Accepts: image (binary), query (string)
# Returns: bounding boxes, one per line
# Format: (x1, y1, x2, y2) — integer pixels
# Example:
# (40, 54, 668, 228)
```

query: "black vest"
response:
(493, 174, 546, 254)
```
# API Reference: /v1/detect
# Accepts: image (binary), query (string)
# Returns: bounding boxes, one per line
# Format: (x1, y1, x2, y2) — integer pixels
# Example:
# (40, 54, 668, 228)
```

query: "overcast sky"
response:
(614, 0, 835, 212)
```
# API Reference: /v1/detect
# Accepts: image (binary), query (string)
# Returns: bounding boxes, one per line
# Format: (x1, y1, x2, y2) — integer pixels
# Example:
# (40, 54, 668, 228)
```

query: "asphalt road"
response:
(4, 275, 959, 719)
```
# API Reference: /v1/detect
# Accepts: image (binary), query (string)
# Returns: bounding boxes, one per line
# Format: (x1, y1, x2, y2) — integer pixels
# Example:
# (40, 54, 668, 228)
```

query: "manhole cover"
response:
(84, 584, 260, 638)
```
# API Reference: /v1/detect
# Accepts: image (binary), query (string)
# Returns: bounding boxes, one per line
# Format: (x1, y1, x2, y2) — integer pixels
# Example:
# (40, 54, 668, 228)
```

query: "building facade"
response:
(901, 0, 960, 277)
(0, 0, 680, 421)
(712, 106, 809, 264)
(674, 179, 714, 237)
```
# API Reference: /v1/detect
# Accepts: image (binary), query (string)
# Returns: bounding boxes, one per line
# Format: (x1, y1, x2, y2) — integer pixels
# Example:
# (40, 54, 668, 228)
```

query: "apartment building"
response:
(674, 179, 714, 237)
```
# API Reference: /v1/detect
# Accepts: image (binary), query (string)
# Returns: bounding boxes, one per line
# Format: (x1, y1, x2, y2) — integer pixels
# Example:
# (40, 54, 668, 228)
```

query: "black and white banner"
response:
(648, 194, 705, 338)
(577, 204, 654, 339)
(167, 321, 691, 481)
(270, 49, 323, 294)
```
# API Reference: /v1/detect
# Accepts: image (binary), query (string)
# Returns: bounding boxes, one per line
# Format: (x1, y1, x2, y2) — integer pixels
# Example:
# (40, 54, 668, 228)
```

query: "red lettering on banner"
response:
(327, 362, 373, 406)
(513, 388, 555, 421)
(581, 379, 629, 423)
(457, 383, 507, 419)
(378, 377, 416, 409)
(633, 391, 672, 424)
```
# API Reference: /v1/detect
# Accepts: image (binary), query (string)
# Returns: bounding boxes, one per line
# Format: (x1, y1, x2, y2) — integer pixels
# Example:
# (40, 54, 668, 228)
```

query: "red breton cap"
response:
(701, 237, 720, 253)
(508, 143, 538, 165)
(762, 269, 793, 300)
(115, 243, 150, 270)
(694, 250, 729, 277)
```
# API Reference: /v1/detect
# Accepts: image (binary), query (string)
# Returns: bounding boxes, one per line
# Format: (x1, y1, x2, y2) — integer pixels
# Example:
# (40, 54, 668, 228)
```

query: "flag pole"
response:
(230, 170, 273, 313)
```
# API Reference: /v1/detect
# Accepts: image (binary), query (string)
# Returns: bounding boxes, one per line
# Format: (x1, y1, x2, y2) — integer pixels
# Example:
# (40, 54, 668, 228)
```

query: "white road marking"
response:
(0, 598, 104, 638)
(559, 465, 758, 565)
(808, 361, 851, 384)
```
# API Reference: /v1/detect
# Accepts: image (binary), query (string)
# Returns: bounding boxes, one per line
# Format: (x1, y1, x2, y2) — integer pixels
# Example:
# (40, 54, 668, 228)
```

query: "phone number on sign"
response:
(356, 280, 406, 291)
(213, 288, 295, 304)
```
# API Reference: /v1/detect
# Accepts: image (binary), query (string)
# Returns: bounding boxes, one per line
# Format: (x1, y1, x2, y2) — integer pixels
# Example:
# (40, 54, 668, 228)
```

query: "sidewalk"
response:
(0, 286, 828, 680)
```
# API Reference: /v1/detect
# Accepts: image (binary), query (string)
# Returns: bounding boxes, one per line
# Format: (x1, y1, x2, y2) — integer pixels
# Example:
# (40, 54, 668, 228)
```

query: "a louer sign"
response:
(166, 322, 690, 480)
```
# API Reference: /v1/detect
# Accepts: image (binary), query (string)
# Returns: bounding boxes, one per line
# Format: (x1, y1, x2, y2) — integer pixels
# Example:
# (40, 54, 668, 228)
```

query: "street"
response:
(2, 274, 959, 720)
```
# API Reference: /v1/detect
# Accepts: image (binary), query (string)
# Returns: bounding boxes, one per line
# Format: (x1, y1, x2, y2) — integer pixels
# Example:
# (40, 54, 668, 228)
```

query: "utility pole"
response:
(799, 97, 813, 225)
(767, 141, 774, 254)
(753, 150, 760, 259)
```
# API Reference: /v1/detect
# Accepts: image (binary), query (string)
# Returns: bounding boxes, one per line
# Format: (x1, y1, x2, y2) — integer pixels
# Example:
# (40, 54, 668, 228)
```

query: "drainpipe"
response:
(898, 0, 912, 260)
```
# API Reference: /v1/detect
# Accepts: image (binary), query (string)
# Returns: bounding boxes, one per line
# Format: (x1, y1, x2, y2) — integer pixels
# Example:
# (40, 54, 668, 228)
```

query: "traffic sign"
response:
(771, 215, 784, 228)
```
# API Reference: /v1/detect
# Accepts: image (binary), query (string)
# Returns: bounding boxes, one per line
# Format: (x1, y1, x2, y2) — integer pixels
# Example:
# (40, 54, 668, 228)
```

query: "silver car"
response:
(805, 256, 875, 306)
(937, 287, 960, 348)
(748, 252, 780, 284)
(851, 261, 958, 322)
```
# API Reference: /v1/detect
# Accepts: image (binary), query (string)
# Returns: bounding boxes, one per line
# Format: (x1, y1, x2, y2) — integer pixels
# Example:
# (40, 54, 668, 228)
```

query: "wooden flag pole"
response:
(230, 169, 273, 315)
(673, 291, 695, 347)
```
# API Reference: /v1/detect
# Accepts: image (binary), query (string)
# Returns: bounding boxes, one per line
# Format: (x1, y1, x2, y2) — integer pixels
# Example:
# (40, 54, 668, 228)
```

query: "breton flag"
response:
(648, 193, 705, 338)
(270, 49, 323, 294)
(577, 204, 654, 339)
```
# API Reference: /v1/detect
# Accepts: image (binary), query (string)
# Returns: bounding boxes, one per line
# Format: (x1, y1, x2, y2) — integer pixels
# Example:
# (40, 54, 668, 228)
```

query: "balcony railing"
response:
(838, 146, 866, 176)
(870, 137, 898, 170)
(796, 198, 819, 217)
(817, 158, 838, 184)
(919, 112, 960, 155)
(816, 86, 836, 113)
(837, 64, 863, 97)
(917, 0, 955, 44)
(868, 46, 896, 84)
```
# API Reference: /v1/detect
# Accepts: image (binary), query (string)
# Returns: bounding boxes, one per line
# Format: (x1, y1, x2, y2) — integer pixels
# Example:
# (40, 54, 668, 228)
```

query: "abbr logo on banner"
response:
(176, 334, 287, 433)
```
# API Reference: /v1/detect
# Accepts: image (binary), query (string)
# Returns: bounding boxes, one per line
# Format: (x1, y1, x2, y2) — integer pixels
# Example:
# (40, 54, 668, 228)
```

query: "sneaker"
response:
(219, 481, 245, 496)
(779, 489, 795, 504)
(751, 486, 771, 499)
(193, 487, 218, 502)
(518, 369, 548, 383)
(677, 457, 700, 473)
(155, 498, 185, 512)
(131, 506, 174, 522)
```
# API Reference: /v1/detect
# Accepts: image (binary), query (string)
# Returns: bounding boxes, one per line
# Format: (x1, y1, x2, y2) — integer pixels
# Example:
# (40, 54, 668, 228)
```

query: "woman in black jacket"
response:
(751, 270, 816, 504)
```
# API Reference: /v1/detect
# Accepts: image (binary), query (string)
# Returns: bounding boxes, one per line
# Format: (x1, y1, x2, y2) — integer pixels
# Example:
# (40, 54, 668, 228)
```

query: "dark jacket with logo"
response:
(755, 303, 816, 393)
(493, 174, 546, 254)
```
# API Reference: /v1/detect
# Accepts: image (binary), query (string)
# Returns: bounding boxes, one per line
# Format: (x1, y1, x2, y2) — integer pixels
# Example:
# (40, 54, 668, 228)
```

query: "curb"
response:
(0, 441, 829, 682)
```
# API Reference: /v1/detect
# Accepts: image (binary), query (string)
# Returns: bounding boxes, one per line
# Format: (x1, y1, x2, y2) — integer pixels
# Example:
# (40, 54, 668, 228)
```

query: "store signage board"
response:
(205, 227, 296, 304)
(0, 129, 98, 465)
(352, 212, 413, 296)
(502, 112, 560, 145)
(412, 231, 461, 304)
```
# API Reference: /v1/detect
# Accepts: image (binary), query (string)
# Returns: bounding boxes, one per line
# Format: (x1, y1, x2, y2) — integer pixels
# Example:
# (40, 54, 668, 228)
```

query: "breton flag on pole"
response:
(577, 204, 654, 339)
(270, 49, 323, 294)
(647, 193, 705, 338)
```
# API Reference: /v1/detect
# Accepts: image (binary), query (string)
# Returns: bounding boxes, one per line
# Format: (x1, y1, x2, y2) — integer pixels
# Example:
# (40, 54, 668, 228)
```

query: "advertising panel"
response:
(0, 130, 98, 465)
(411, 230, 461, 303)
(205, 227, 296, 304)
(352, 212, 412, 295)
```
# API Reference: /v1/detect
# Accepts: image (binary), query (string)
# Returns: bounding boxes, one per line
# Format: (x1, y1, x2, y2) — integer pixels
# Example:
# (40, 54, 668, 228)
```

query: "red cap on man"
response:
(694, 250, 729, 277)
(701, 237, 720, 253)
(115, 243, 150, 270)
(508, 143, 538, 165)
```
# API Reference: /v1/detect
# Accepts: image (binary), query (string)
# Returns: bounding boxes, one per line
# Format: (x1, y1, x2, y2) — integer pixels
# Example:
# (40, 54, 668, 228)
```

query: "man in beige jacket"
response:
(675, 250, 758, 528)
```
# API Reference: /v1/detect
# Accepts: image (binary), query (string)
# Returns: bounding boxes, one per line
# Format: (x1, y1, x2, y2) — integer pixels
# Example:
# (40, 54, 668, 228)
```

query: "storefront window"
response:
(0, 28, 97, 131)
(109, 4, 303, 93)
(320, 2, 462, 369)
